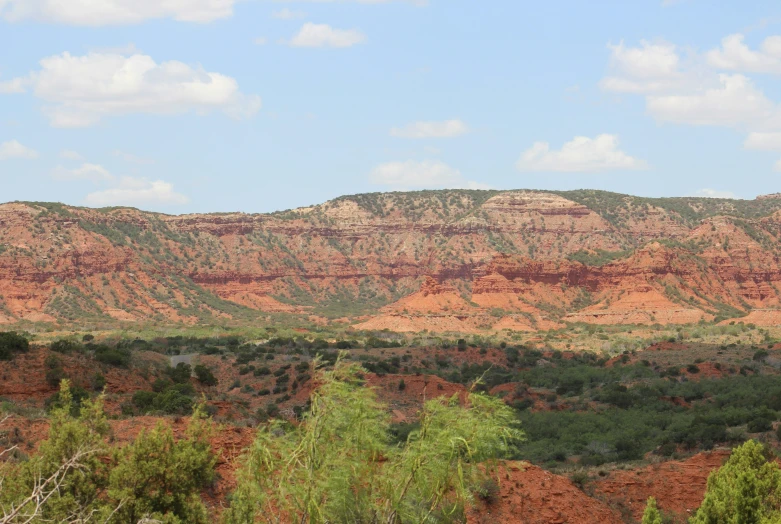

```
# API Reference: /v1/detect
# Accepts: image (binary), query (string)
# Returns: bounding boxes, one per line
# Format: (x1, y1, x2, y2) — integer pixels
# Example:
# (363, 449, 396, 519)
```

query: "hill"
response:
(2, 189, 781, 331)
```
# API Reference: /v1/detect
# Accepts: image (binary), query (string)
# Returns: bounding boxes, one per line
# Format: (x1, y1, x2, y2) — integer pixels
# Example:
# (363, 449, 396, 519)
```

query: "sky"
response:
(1, 0, 781, 213)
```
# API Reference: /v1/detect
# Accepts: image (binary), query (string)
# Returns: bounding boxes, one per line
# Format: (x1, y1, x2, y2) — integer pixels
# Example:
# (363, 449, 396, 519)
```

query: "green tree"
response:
(690, 440, 781, 524)
(106, 403, 216, 523)
(167, 362, 192, 384)
(194, 364, 218, 387)
(223, 355, 523, 524)
(0, 332, 29, 361)
(0, 382, 218, 523)
(642, 497, 662, 524)
(0, 380, 110, 522)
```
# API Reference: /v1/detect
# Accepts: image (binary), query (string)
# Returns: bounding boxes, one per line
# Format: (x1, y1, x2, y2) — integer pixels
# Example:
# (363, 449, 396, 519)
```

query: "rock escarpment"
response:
(1, 189, 781, 330)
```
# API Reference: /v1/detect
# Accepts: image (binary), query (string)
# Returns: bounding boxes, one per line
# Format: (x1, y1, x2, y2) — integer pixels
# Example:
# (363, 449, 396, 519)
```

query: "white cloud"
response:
(706, 33, 781, 74)
(272, 8, 305, 19)
(59, 149, 83, 160)
(370, 160, 488, 189)
(0, 139, 38, 160)
(85, 177, 188, 206)
(646, 74, 777, 128)
(113, 149, 154, 164)
(253, 37, 268, 45)
(744, 132, 781, 150)
(52, 163, 115, 182)
(289, 23, 366, 48)
(515, 134, 648, 172)
(0, 77, 26, 94)
(695, 188, 738, 199)
(277, 0, 426, 4)
(2, 51, 261, 127)
(600, 40, 688, 94)
(774, 159, 781, 172)
(390, 119, 468, 139)
(0, 0, 236, 25)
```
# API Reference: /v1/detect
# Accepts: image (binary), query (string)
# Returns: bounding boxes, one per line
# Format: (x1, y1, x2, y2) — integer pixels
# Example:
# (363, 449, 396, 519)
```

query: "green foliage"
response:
(167, 362, 192, 383)
(224, 356, 523, 524)
(132, 384, 195, 415)
(50, 339, 84, 354)
(194, 364, 218, 386)
(93, 344, 131, 367)
(0, 381, 217, 523)
(0, 380, 110, 522)
(514, 360, 781, 467)
(642, 497, 663, 524)
(0, 331, 29, 361)
(91, 372, 106, 391)
(690, 440, 781, 523)
(107, 404, 216, 523)
(567, 248, 633, 267)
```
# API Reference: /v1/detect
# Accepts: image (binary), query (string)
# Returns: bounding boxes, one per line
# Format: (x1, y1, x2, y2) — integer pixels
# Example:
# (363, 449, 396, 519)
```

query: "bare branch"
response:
(0, 447, 97, 524)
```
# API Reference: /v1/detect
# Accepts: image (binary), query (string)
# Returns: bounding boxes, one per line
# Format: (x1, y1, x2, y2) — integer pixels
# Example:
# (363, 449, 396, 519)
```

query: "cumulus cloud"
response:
(289, 23, 366, 48)
(1, 51, 261, 127)
(85, 177, 189, 206)
(0, 0, 236, 25)
(0, 77, 26, 94)
(602, 33, 781, 170)
(390, 119, 469, 139)
(515, 134, 648, 172)
(0, 140, 38, 160)
(600, 40, 689, 94)
(706, 34, 781, 74)
(744, 132, 781, 150)
(695, 188, 738, 199)
(646, 74, 777, 129)
(370, 160, 489, 190)
(52, 163, 115, 182)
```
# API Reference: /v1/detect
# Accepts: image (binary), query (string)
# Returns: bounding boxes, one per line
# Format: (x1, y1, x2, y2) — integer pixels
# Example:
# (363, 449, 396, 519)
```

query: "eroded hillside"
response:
(2, 189, 781, 331)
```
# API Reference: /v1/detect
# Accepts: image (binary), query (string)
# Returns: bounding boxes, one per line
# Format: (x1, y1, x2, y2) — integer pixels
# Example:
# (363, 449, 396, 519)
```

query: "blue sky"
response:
(1, 0, 781, 213)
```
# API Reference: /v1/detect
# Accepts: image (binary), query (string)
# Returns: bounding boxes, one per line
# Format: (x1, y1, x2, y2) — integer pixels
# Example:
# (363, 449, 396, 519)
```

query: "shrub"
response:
(194, 364, 218, 386)
(754, 350, 770, 362)
(50, 339, 83, 354)
(94, 345, 131, 367)
(748, 417, 774, 433)
(0, 331, 29, 360)
(642, 497, 662, 524)
(570, 471, 589, 490)
(167, 362, 192, 383)
(152, 378, 171, 393)
(476, 477, 501, 503)
(223, 357, 523, 524)
(132, 391, 158, 411)
(691, 440, 781, 523)
(107, 406, 215, 524)
(265, 403, 280, 418)
(91, 373, 106, 391)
